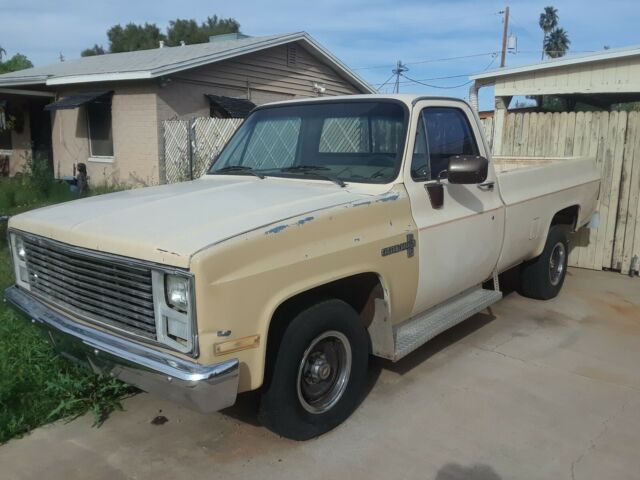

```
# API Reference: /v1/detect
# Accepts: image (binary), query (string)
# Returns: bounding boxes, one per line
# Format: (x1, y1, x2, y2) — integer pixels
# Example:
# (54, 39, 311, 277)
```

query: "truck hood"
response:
(10, 176, 381, 268)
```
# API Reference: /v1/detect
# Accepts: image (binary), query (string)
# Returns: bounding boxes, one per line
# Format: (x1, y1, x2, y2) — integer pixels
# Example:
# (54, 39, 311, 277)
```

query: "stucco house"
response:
(0, 32, 373, 184)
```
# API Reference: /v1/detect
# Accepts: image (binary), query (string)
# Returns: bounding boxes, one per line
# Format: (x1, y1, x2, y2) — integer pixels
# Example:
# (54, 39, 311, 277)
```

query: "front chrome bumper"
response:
(5, 286, 239, 414)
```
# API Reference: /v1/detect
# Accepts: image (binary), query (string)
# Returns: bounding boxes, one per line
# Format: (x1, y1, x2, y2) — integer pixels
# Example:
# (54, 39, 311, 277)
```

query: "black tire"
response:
(258, 299, 369, 440)
(520, 225, 569, 300)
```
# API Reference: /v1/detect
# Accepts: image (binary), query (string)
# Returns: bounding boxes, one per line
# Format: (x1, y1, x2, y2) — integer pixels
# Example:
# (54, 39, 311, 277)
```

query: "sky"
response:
(2, 0, 639, 110)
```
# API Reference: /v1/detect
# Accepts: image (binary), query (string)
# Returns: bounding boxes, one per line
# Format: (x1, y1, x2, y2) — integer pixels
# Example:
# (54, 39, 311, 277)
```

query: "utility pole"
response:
(392, 61, 408, 93)
(499, 6, 510, 68)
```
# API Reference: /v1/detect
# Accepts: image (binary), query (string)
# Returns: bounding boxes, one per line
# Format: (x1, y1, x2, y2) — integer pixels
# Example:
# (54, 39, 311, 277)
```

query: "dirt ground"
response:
(1, 267, 639, 480)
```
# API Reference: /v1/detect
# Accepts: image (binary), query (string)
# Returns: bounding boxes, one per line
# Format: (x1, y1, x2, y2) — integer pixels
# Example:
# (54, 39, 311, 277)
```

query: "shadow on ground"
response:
(435, 463, 502, 480)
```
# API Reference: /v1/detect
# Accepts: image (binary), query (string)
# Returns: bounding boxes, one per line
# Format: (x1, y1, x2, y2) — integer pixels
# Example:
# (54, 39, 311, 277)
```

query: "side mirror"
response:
(447, 155, 489, 184)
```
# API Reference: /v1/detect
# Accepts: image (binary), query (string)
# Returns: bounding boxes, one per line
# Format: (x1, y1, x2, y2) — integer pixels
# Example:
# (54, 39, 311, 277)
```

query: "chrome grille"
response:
(22, 235, 157, 340)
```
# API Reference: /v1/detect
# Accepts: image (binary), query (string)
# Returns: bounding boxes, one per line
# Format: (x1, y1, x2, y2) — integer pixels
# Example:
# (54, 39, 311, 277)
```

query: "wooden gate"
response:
(483, 111, 640, 274)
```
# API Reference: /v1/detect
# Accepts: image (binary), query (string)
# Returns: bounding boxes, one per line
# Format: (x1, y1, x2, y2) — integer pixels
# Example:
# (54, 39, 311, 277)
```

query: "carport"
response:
(469, 46, 640, 275)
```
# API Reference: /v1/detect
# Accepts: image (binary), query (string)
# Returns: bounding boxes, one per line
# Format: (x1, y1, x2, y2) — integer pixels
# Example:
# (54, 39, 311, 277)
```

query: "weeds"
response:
(0, 175, 136, 444)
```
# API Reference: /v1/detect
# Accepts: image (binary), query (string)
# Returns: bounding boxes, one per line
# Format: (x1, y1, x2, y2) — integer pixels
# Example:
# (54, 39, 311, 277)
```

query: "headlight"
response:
(15, 236, 26, 260)
(165, 274, 189, 312)
(10, 233, 31, 290)
(152, 271, 196, 355)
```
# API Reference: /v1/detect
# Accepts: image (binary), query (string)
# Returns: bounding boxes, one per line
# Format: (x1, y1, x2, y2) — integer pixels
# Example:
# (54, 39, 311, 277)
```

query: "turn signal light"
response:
(214, 335, 260, 355)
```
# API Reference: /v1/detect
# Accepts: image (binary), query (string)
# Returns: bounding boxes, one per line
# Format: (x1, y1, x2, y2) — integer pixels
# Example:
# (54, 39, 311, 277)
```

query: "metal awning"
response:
(205, 94, 255, 118)
(44, 91, 113, 111)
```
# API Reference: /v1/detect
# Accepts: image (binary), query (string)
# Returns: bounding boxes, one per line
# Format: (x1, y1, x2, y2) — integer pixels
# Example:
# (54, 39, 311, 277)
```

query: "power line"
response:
(375, 72, 397, 92)
(400, 73, 473, 90)
(372, 74, 468, 88)
(387, 52, 499, 90)
(353, 51, 498, 71)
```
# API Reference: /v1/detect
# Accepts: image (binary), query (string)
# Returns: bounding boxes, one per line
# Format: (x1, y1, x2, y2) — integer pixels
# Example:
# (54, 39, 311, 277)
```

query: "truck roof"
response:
(258, 93, 472, 109)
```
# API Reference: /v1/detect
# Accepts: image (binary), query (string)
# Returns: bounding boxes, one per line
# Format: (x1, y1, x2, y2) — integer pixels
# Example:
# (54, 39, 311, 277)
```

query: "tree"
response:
(81, 44, 106, 57)
(0, 45, 6, 62)
(545, 28, 571, 58)
(0, 52, 34, 74)
(165, 16, 239, 46)
(107, 23, 166, 53)
(81, 15, 241, 55)
(539, 6, 559, 59)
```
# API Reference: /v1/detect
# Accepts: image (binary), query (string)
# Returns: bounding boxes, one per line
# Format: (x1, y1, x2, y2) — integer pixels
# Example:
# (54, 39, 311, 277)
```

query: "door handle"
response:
(477, 181, 495, 191)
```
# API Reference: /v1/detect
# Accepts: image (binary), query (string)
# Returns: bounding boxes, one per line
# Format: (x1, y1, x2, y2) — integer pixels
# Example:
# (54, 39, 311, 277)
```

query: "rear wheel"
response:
(520, 226, 569, 300)
(258, 299, 369, 440)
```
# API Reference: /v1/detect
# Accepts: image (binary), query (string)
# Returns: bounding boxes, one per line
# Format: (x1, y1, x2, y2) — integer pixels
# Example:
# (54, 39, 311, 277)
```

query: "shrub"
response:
(20, 150, 55, 199)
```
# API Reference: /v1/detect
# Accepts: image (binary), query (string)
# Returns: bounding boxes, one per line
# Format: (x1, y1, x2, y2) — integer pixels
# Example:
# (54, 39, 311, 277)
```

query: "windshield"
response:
(208, 101, 407, 184)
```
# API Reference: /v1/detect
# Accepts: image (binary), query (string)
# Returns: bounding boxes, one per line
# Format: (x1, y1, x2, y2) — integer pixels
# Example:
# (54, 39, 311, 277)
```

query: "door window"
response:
(422, 107, 479, 180)
(410, 115, 429, 181)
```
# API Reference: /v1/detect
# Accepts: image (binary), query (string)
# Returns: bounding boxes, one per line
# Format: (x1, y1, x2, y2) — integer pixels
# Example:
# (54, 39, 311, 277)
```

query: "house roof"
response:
(0, 32, 373, 93)
(471, 44, 640, 82)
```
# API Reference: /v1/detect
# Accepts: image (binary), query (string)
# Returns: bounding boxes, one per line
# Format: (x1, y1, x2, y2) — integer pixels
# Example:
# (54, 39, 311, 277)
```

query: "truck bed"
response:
(492, 155, 577, 173)
(493, 155, 600, 272)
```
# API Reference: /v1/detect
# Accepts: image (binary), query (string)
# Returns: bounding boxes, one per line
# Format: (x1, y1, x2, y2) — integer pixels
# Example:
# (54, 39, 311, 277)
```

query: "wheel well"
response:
(551, 205, 580, 231)
(262, 273, 383, 388)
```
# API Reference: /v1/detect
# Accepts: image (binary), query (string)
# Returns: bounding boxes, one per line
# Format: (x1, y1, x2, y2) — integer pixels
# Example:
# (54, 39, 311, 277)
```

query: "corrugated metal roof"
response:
(0, 32, 373, 93)
(471, 44, 640, 82)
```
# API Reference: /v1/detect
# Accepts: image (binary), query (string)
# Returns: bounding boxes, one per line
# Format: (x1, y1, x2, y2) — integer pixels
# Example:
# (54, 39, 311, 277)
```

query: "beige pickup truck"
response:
(6, 94, 599, 440)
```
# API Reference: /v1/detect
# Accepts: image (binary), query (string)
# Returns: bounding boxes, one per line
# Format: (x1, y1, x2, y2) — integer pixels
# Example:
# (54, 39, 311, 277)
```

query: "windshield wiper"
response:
(212, 165, 265, 179)
(276, 165, 346, 187)
(279, 165, 331, 171)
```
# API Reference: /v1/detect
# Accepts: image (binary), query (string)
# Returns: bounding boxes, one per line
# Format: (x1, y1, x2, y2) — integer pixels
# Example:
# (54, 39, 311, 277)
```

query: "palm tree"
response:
(0, 46, 6, 62)
(545, 28, 571, 58)
(539, 6, 559, 59)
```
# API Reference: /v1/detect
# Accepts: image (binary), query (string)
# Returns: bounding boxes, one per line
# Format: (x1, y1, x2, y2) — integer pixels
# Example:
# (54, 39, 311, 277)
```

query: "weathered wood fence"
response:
(482, 111, 640, 274)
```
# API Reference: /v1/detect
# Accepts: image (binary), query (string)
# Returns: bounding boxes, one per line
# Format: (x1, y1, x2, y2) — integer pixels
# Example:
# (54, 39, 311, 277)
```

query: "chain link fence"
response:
(162, 117, 243, 183)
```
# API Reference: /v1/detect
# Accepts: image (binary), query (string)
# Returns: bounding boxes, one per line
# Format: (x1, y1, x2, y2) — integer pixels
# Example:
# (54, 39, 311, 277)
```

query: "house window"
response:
(0, 101, 11, 152)
(87, 97, 113, 158)
(0, 129, 11, 152)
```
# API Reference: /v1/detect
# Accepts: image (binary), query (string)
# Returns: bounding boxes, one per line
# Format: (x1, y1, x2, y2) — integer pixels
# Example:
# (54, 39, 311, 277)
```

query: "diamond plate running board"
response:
(392, 287, 502, 361)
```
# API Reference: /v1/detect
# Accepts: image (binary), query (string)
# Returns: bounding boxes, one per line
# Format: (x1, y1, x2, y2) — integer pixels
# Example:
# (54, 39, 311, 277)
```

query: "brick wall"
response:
(51, 82, 162, 186)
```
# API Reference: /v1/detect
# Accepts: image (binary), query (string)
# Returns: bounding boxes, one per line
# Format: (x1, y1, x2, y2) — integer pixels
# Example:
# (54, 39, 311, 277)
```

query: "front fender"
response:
(190, 186, 419, 391)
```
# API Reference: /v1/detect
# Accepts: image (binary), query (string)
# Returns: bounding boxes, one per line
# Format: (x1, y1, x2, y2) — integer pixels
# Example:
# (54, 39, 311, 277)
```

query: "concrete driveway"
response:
(1, 268, 639, 480)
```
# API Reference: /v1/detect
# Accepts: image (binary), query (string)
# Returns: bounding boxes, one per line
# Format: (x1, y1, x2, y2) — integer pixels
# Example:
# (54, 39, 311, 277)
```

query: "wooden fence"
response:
(482, 111, 640, 274)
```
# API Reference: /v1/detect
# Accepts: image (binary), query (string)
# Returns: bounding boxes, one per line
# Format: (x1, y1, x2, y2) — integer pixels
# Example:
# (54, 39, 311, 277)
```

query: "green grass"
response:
(0, 178, 135, 444)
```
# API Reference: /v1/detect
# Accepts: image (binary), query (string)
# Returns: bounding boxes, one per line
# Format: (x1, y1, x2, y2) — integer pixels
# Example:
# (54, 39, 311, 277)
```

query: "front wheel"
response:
(258, 299, 369, 440)
(520, 225, 569, 300)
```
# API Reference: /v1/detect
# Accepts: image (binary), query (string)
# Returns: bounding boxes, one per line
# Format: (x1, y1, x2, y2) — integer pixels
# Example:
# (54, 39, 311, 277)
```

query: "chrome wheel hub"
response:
(297, 330, 352, 414)
(307, 353, 332, 383)
(549, 242, 566, 286)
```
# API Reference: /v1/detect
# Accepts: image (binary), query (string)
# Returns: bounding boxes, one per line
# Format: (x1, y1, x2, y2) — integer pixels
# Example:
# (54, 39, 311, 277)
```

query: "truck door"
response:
(404, 99, 505, 316)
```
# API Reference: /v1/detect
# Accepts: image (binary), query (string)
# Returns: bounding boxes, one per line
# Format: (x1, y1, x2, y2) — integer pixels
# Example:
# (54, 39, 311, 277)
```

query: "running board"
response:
(369, 286, 502, 362)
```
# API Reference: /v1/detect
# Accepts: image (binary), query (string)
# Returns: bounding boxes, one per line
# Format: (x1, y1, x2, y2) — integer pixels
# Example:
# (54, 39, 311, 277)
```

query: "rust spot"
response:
(264, 225, 288, 235)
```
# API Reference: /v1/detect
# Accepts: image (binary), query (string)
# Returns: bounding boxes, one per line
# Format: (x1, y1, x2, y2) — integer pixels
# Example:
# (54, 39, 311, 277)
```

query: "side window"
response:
(411, 115, 429, 181)
(87, 98, 114, 157)
(423, 107, 479, 180)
